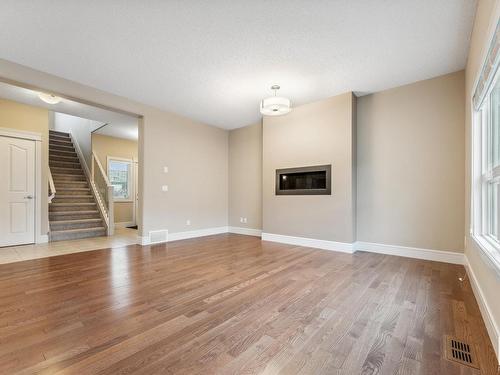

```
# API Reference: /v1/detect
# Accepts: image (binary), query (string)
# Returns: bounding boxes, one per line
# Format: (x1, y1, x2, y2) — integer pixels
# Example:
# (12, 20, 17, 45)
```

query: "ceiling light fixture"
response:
(38, 92, 62, 105)
(260, 85, 291, 116)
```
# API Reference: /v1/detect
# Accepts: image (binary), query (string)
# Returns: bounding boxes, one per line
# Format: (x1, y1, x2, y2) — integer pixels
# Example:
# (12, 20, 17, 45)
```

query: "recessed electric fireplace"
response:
(275, 165, 331, 195)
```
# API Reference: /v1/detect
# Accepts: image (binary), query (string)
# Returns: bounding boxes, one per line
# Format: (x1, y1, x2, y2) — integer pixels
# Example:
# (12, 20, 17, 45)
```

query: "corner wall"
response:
(357, 71, 466, 252)
(464, 0, 500, 359)
(262, 92, 357, 243)
(228, 121, 262, 230)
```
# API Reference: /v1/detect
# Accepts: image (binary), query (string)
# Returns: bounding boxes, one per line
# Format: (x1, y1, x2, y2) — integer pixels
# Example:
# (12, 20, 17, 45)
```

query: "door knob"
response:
(24, 195, 33, 199)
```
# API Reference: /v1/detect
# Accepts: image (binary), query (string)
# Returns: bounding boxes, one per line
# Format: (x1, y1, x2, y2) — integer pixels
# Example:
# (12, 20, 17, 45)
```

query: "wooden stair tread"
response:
(55, 197, 94, 199)
(50, 202, 96, 206)
(49, 133, 106, 241)
(50, 218, 102, 224)
(49, 210, 99, 215)
(50, 227, 105, 234)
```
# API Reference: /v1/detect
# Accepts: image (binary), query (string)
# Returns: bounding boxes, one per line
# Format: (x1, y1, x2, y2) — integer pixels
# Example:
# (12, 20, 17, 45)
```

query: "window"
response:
(472, 67, 500, 271)
(108, 158, 133, 201)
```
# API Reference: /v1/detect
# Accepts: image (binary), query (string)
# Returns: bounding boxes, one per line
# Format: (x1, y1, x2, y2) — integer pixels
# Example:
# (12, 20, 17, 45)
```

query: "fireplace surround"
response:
(275, 165, 331, 195)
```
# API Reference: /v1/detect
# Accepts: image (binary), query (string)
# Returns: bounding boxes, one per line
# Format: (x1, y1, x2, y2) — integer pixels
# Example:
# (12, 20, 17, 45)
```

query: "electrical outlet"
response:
(162, 185, 168, 192)
(243, 217, 247, 223)
(163, 166, 169, 173)
(186, 219, 191, 226)
(240, 217, 244, 223)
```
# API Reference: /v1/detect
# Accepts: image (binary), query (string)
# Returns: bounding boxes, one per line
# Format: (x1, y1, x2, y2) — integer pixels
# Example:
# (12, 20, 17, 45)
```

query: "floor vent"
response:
(444, 336, 479, 369)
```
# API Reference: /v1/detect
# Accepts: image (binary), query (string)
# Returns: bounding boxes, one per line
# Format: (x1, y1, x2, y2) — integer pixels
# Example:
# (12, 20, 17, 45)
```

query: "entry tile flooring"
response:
(0, 227, 138, 264)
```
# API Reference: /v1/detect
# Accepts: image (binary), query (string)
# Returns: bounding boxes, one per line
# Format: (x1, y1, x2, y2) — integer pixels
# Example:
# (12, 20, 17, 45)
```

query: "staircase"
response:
(49, 130, 106, 241)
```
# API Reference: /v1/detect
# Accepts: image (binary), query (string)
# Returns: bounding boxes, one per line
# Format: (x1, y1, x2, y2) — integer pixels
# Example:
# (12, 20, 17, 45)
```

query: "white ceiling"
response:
(0, 81, 138, 139)
(0, 1, 477, 129)
(94, 122, 139, 141)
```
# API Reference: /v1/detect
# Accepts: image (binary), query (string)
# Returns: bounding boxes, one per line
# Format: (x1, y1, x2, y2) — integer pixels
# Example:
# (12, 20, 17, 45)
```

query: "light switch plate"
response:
(163, 166, 169, 173)
(162, 185, 168, 192)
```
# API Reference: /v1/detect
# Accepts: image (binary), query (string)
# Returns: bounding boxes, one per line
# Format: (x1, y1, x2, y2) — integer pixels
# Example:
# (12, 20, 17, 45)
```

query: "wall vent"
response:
(444, 336, 479, 369)
(149, 230, 168, 244)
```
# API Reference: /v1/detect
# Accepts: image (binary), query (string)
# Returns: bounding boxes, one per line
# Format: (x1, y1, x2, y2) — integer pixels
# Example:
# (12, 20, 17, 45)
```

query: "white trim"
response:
(261, 233, 355, 253)
(228, 227, 262, 237)
(471, 235, 500, 277)
(114, 221, 136, 228)
(168, 226, 228, 242)
(470, 4, 500, 104)
(465, 255, 500, 363)
(137, 226, 228, 245)
(355, 241, 465, 265)
(0, 128, 46, 244)
(0, 127, 41, 141)
(37, 234, 49, 244)
(137, 235, 151, 246)
(34, 139, 44, 244)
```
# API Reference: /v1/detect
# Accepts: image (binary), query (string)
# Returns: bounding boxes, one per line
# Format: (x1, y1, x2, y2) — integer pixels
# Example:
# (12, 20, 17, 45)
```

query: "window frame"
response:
(107, 156, 134, 203)
(471, 66, 500, 274)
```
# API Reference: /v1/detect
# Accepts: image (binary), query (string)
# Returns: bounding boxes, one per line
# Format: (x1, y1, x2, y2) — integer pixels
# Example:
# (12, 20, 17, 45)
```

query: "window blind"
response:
(473, 20, 500, 110)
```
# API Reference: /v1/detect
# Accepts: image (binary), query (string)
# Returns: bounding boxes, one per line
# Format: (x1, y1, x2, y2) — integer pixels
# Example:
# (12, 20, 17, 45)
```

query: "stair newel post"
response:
(107, 185, 114, 236)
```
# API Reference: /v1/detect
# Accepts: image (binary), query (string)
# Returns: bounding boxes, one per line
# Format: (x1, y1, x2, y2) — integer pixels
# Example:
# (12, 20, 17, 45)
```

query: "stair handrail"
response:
(67, 131, 114, 236)
(48, 167, 56, 203)
(91, 151, 114, 236)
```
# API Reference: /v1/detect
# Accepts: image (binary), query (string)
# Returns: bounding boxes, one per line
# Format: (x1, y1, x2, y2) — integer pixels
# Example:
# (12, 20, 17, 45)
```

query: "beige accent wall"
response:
(0, 59, 228, 238)
(91, 133, 138, 224)
(263, 92, 357, 242)
(228, 122, 262, 229)
(0, 99, 49, 237)
(464, 0, 500, 356)
(357, 71, 465, 252)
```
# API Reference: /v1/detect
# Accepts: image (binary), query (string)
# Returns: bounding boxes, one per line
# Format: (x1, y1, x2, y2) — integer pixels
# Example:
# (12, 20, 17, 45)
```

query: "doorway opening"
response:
(0, 80, 141, 247)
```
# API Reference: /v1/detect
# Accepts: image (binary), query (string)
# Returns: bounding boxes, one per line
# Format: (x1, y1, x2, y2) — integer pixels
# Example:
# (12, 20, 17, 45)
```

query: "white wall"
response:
(53, 112, 102, 169)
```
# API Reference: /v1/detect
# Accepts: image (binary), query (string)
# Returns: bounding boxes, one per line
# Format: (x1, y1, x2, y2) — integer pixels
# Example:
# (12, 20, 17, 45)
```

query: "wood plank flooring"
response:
(0, 233, 498, 374)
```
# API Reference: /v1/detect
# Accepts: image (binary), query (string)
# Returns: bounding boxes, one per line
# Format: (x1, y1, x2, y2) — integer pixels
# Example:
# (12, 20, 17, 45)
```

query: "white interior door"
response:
(134, 161, 138, 226)
(0, 136, 36, 247)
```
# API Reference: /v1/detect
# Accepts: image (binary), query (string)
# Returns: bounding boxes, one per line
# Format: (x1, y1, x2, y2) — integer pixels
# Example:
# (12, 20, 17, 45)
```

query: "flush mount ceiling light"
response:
(38, 92, 62, 104)
(260, 85, 292, 116)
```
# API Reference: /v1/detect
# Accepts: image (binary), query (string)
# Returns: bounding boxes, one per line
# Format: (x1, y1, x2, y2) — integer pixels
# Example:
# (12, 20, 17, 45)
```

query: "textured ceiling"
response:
(0, 81, 137, 130)
(0, 1, 477, 129)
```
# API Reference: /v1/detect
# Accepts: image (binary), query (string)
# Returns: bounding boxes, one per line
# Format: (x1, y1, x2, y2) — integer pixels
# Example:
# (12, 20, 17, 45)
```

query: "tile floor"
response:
(0, 227, 138, 264)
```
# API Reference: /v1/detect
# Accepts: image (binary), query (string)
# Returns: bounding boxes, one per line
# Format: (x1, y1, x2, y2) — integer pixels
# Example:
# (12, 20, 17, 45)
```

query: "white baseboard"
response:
(115, 221, 136, 228)
(261, 232, 355, 253)
(138, 226, 229, 245)
(228, 227, 262, 237)
(355, 241, 465, 265)
(465, 256, 500, 363)
(137, 236, 150, 246)
(37, 234, 49, 244)
(168, 226, 228, 242)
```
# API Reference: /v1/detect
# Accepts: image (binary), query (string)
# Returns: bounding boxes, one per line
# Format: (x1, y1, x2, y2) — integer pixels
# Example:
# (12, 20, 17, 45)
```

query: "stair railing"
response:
(91, 151, 114, 236)
(48, 167, 56, 203)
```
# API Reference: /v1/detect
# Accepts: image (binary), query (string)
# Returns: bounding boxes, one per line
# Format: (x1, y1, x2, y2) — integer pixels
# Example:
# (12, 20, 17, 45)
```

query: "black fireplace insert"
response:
(275, 165, 331, 195)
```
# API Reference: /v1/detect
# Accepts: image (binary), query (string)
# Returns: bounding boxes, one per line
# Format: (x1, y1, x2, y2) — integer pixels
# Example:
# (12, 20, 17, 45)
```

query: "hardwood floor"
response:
(0, 234, 498, 374)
